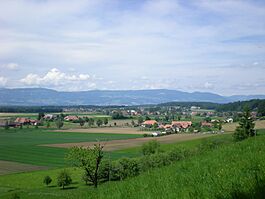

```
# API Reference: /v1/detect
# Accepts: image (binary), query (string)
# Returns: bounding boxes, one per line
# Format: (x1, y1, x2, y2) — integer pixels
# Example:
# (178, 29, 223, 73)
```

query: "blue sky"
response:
(0, 0, 265, 95)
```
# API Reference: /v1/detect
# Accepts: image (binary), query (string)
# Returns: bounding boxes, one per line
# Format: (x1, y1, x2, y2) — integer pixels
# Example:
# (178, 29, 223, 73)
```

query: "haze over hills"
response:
(0, 88, 265, 106)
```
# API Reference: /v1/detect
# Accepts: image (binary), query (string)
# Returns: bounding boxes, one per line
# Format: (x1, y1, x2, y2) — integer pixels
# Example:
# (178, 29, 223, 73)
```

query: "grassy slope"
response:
(0, 128, 142, 167)
(1, 132, 264, 199)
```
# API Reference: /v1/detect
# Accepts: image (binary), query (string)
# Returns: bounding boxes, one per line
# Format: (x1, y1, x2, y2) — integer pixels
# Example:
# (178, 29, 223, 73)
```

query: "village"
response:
(0, 104, 241, 137)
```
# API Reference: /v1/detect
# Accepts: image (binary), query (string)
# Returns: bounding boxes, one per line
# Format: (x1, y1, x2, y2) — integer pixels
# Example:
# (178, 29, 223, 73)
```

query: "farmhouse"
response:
(15, 117, 30, 125)
(171, 121, 192, 129)
(142, 120, 158, 128)
(64, 115, 79, 121)
(43, 114, 56, 120)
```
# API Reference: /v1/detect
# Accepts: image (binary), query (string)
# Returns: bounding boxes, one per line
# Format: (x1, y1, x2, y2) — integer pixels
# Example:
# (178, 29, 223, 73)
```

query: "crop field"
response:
(222, 120, 265, 132)
(54, 127, 144, 134)
(0, 161, 47, 176)
(43, 133, 216, 151)
(0, 128, 142, 169)
(0, 131, 264, 199)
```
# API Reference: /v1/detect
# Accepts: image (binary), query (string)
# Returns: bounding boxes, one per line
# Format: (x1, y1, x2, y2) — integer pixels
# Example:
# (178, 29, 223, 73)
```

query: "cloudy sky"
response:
(0, 0, 265, 95)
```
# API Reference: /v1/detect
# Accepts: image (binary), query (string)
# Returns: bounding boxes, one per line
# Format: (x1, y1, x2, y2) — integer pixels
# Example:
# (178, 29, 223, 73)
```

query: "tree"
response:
(142, 140, 161, 155)
(56, 119, 64, 129)
(38, 112, 45, 120)
(131, 120, 135, 127)
(103, 118, 108, 126)
(96, 119, 103, 127)
(67, 143, 104, 188)
(153, 123, 158, 129)
(46, 121, 50, 128)
(233, 107, 255, 141)
(4, 121, 9, 130)
(88, 118, 95, 127)
(137, 116, 144, 126)
(79, 118, 85, 127)
(57, 170, 72, 189)
(43, 176, 52, 186)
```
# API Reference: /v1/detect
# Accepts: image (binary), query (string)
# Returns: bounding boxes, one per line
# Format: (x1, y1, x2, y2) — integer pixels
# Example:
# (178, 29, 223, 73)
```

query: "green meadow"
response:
(0, 131, 264, 199)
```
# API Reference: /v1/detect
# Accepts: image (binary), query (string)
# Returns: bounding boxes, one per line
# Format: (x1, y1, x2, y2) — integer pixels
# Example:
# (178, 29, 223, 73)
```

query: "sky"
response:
(0, 0, 265, 95)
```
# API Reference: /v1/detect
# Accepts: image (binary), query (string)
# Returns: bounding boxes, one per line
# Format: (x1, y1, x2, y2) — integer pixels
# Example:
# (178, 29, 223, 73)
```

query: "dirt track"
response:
(42, 133, 216, 151)
(0, 160, 48, 175)
(54, 127, 145, 135)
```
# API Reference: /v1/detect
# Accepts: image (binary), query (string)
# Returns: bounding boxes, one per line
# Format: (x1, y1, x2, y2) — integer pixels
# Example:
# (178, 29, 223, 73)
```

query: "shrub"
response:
(57, 170, 72, 189)
(142, 140, 161, 155)
(233, 127, 248, 141)
(43, 175, 52, 186)
(116, 158, 140, 180)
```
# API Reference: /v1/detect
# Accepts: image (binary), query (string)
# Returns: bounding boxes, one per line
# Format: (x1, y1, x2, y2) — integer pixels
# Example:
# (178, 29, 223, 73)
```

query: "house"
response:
(15, 118, 30, 125)
(142, 120, 158, 128)
(64, 115, 79, 121)
(201, 122, 213, 127)
(43, 114, 55, 120)
(171, 121, 192, 129)
(29, 119, 40, 126)
(226, 118, 233, 123)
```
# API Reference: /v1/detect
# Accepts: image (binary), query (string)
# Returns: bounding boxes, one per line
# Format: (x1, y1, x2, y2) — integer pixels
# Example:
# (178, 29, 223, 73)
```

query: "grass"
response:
(0, 128, 142, 167)
(0, 130, 264, 199)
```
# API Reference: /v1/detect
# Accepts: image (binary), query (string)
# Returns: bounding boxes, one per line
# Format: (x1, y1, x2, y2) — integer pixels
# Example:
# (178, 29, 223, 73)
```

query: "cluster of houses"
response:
(141, 120, 193, 133)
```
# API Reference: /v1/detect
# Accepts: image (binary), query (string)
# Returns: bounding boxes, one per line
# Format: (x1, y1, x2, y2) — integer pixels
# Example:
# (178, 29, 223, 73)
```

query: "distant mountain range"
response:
(0, 88, 264, 106)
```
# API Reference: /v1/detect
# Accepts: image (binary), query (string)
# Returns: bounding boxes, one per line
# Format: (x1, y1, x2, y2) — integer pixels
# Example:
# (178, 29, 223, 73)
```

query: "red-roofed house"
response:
(142, 120, 158, 128)
(15, 118, 30, 125)
(171, 121, 192, 129)
(64, 115, 79, 121)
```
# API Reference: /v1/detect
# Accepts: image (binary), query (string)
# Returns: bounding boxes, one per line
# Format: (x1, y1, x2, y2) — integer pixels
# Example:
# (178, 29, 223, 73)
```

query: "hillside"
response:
(0, 88, 265, 106)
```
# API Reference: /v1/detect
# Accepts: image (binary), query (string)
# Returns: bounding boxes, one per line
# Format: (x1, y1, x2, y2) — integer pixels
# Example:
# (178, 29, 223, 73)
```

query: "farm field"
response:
(0, 128, 142, 169)
(43, 133, 216, 151)
(222, 120, 265, 132)
(0, 161, 48, 175)
(54, 127, 144, 134)
(0, 131, 264, 199)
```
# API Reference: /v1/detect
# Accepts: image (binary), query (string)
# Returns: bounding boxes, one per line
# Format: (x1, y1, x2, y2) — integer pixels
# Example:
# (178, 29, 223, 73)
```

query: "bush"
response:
(116, 158, 140, 180)
(233, 127, 248, 141)
(142, 140, 161, 155)
(57, 170, 72, 189)
(43, 175, 52, 186)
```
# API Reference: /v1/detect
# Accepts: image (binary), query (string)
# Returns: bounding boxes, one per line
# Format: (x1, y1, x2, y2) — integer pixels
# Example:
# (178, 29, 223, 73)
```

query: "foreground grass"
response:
(0, 128, 142, 167)
(1, 131, 264, 199)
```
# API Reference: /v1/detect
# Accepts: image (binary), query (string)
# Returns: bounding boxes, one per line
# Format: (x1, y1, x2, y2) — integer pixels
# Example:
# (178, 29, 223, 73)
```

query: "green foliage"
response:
(79, 118, 85, 127)
(137, 116, 144, 125)
(57, 170, 72, 189)
(10, 193, 20, 199)
(55, 119, 64, 129)
(142, 140, 161, 156)
(103, 118, 108, 125)
(87, 118, 95, 127)
(67, 143, 104, 188)
(234, 107, 255, 141)
(43, 175, 52, 186)
(96, 119, 103, 127)
(111, 112, 128, 119)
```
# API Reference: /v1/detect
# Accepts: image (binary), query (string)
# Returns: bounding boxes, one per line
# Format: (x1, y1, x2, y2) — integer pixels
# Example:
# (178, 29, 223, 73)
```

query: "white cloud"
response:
(0, 77, 8, 86)
(1, 63, 19, 70)
(0, 1, 264, 94)
(20, 68, 91, 87)
(204, 82, 214, 89)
